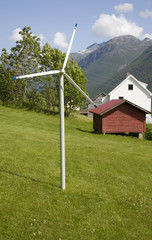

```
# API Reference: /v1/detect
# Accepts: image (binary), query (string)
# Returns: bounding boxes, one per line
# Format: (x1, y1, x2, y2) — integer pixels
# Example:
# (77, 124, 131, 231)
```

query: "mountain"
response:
(104, 44, 152, 94)
(70, 43, 101, 63)
(71, 35, 152, 97)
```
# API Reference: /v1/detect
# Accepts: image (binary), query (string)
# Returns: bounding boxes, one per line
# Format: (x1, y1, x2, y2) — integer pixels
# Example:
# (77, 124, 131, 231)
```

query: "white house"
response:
(88, 92, 106, 117)
(79, 92, 107, 116)
(102, 75, 152, 114)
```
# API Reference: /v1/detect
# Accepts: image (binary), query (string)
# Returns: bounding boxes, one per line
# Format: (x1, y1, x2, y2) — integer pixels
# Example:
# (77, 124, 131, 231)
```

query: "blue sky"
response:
(0, 0, 152, 53)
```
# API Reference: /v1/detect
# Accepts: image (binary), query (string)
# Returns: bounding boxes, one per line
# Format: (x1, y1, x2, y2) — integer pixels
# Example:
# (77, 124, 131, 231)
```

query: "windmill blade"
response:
(64, 72, 97, 107)
(13, 70, 61, 80)
(62, 24, 77, 71)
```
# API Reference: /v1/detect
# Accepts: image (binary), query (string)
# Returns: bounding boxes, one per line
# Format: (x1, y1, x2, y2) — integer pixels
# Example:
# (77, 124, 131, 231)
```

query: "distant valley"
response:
(71, 35, 152, 98)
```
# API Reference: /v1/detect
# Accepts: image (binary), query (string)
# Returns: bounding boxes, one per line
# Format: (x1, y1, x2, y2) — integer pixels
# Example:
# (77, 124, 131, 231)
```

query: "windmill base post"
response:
(60, 75, 66, 190)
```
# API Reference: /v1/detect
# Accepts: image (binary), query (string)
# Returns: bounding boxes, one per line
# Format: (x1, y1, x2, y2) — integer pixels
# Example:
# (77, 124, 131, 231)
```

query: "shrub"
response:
(144, 124, 152, 140)
(27, 90, 46, 112)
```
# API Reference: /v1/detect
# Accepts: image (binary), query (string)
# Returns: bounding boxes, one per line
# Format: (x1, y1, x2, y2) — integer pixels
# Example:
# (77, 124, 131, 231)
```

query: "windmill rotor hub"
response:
(61, 69, 65, 74)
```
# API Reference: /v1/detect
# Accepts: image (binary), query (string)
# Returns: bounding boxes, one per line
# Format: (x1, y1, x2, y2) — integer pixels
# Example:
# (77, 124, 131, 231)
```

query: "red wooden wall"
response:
(93, 102, 146, 133)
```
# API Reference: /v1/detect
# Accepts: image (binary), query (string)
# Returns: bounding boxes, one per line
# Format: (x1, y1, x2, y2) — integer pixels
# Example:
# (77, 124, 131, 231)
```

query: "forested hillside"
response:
(105, 45, 152, 94)
(71, 36, 152, 97)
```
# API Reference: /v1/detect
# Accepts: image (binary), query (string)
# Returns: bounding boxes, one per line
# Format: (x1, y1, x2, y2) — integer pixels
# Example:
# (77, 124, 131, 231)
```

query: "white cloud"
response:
(114, 3, 134, 13)
(91, 14, 143, 38)
(142, 33, 152, 39)
(10, 28, 22, 41)
(53, 32, 68, 48)
(38, 33, 45, 41)
(140, 9, 152, 18)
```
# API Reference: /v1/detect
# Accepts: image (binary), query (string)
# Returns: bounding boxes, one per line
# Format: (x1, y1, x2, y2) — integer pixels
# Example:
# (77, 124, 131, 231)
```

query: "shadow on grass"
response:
(76, 128, 139, 138)
(76, 128, 95, 134)
(43, 109, 59, 115)
(0, 169, 60, 189)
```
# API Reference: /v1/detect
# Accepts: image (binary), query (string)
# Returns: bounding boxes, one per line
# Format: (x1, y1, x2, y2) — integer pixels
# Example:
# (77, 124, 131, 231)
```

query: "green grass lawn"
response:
(0, 105, 152, 240)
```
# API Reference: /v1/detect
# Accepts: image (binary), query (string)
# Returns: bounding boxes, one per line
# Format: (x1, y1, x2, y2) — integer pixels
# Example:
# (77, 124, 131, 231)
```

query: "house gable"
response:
(92, 92, 107, 102)
(109, 75, 152, 96)
(108, 75, 152, 112)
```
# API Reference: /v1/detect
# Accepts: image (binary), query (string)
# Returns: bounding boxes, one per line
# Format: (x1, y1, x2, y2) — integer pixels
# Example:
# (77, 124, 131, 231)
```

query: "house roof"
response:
(89, 99, 151, 115)
(109, 74, 152, 96)
(79, 107, 88, 114)
(92, 92, 107, 101)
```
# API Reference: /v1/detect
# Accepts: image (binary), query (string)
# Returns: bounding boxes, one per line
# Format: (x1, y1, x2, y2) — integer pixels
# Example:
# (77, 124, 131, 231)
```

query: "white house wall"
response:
(102, 95, 110, 104)
(109, 77, 151, 112)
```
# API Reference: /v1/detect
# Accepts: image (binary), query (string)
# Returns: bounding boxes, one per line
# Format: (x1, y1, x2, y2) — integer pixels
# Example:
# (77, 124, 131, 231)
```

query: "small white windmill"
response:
(13, 24, 97, 190)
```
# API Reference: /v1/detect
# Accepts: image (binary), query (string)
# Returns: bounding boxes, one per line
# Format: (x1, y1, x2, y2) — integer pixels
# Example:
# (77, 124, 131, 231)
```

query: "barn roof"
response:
(89, 99, 151, 115)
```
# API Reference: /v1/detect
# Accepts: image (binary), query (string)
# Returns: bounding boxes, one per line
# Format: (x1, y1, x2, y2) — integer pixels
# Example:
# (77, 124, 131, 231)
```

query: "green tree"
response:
(40, 43, 64, 112)
(0, 27, 88, 115)
(10, 26, 41, 75)
(27, 89, 46, 112)
(64, 57, 88, 116)
(0, 65, 13, 104)
(0, 27, 42, 108)
(40, 44, 88, 116)
(0, 64, 24, 107)
(0, 48, 11, 70)
(10, 27, 41, 106)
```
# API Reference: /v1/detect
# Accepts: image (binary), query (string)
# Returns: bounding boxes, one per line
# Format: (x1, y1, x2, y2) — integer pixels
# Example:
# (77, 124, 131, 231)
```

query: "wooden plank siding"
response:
(90, 99, 150, 134)
(102, 103, 146, 133)
(93, 114, 102, 132)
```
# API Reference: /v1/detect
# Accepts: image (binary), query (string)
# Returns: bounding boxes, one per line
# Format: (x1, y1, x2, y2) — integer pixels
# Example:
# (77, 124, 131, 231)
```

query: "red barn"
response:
(90, 99, 150, 134)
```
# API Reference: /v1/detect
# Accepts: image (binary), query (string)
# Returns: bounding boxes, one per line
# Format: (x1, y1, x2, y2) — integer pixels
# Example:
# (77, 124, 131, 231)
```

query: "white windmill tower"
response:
(13, 24, 97, 190)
